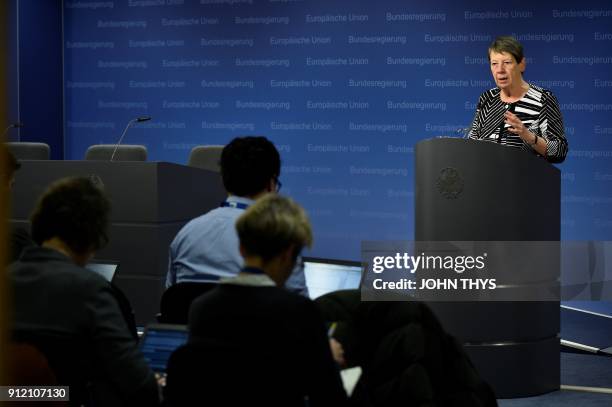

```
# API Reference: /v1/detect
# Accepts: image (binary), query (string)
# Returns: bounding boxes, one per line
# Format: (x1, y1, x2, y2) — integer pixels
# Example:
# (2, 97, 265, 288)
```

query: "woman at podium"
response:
(468, 36, 568, 163)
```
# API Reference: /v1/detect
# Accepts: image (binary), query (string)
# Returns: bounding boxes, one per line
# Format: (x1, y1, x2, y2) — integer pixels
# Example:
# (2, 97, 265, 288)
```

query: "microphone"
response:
(498, 103, 514, 143)
(110, 116, 151, 161)
(2, 122, 24, 139)
(455, 127, 471, 139)
(465, 99, 483, 140)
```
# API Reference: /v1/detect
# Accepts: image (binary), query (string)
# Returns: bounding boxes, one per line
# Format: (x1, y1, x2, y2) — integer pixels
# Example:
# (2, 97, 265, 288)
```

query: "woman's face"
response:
(489, 51, 525, 90)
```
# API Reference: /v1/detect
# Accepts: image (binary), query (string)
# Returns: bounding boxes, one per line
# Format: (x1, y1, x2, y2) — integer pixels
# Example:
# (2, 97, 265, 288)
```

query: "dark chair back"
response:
(187, 145, 223, 172)
(4, 342, 68, 406)
(6, 342, 58, 384)
(164, 342, 305, 407)
(6, 142, 50, 160)
(11, 332, 92, 406)
(158, 282, 217, 324)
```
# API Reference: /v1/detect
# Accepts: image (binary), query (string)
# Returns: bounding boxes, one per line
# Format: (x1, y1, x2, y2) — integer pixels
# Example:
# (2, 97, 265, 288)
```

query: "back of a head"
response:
(30, 177, 111, 255)
(236, 195, 312, 262)
(220, 136, 281, 197)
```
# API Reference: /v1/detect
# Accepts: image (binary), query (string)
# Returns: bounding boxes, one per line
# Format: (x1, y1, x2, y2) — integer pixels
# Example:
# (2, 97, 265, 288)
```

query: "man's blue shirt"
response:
(166, 195, 307, 295)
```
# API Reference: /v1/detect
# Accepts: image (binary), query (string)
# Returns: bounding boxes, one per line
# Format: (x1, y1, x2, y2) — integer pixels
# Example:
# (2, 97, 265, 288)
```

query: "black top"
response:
(187, 278, 347, 406)
(9, 246, 159, 406)
(469, 84, 568, 163)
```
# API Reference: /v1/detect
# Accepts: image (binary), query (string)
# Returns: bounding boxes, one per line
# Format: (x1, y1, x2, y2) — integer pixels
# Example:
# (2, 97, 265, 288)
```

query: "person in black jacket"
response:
(9, 177, 159, 406)
(167, 195, 347, 407)
(315, 289, 498, 407)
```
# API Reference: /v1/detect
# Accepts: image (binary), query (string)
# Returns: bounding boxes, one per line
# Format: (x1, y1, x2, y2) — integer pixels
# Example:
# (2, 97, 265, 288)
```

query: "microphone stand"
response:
(110, 118, 138, 161)
(110, 117, 151, 161)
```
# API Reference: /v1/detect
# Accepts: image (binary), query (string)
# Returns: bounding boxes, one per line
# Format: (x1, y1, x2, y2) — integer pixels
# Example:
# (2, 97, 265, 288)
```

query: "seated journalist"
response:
(166, 136, 307, 294)
(176, 195, 347, 406)
(469, 35, 568, 163)
(9, 177, 159, 406)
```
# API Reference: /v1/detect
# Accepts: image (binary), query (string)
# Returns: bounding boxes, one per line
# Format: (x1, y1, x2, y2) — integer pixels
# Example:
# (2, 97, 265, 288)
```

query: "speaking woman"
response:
(469, 36, 568, 163)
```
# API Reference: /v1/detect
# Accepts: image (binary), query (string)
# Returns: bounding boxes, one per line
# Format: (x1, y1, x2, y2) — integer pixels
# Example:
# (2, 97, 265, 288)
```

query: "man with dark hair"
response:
(220, 135, 281, 197)
(166, 136, 307, 294)
(165, 195, 346, 406)
(9, 177, 159, 406)
(29, 177, 110, 259)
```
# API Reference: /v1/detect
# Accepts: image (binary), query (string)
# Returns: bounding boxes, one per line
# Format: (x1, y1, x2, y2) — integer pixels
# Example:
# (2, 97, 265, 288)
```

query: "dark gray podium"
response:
(10, 161, 225, 325)
(415, 138, 560, 398)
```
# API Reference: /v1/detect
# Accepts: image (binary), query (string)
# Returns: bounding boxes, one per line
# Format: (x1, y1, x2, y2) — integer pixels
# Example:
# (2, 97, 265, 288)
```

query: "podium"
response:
(415, 138, 560, 398)
(10, 161, 225, 325)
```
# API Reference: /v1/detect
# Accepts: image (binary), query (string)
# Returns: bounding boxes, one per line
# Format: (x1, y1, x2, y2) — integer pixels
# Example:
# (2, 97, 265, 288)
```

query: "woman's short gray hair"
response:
(488, 36, 524, 63)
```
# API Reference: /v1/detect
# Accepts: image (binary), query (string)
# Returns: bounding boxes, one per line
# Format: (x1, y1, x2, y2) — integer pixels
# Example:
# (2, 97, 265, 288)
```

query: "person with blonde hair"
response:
(166, 195, 347, 406)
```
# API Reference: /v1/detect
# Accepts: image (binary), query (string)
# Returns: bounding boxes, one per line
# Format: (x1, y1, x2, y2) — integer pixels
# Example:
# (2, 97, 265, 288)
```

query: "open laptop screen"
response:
(304, 259, 362, 300)
(85, 260, 119, 282)
(140, 324, 188, 374)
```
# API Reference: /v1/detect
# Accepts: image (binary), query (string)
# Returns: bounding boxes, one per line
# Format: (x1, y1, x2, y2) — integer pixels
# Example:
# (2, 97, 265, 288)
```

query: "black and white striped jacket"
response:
(469, 84, 568, 163)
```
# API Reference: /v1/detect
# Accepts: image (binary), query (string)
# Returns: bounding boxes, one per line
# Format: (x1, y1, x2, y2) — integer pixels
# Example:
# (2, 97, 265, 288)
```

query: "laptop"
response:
(139, 324, 189, 375)
(304, 259, 363, 299)
(86, 260, 120, 282)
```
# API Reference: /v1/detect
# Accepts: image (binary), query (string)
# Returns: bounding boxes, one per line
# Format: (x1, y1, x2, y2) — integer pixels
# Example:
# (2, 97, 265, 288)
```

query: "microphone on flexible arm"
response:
(455, 127, 471, 139)
(498, 103, 515, 144)
(2, 122, 24, 139)
(462, 99, 483, 140)
(110, 116, 151, 161)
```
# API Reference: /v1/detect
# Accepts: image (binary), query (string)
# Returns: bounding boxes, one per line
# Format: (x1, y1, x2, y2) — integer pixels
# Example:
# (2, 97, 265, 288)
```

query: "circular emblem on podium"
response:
(436, 167, 464, 199)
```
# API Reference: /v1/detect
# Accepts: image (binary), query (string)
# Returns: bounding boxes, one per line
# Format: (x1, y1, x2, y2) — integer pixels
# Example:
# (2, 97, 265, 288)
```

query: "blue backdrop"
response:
(62, 0, 612, 261)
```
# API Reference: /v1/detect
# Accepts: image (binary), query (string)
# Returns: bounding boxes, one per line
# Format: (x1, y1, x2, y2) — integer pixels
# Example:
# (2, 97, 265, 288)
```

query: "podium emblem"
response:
(436, 167, 464, 199)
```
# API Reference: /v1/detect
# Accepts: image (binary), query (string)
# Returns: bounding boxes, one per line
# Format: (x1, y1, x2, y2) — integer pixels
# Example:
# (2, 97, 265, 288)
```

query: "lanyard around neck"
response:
(220, 200, 249, 210)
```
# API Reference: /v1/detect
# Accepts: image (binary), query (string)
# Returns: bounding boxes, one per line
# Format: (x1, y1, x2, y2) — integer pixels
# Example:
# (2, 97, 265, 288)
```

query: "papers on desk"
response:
(340, 366, 362, 396)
